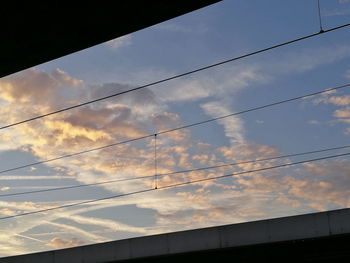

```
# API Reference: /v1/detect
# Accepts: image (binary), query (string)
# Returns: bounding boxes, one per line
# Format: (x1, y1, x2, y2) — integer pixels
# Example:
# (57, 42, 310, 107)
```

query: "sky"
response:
(0, 0, 350, 257)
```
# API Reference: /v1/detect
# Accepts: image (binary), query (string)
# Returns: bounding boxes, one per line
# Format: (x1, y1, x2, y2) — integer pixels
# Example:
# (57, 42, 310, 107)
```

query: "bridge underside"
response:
(2, 209, 350, 263)
(123, 233, 350, 263)
(0, 1, 220, 78)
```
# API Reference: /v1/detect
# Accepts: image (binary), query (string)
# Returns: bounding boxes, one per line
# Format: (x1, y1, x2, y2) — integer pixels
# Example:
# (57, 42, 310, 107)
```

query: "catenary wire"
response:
(317, 0, 324, 32)
(157, 83, 350, 135)
(154, 134, 158, 189)
(0, 144, 349, 198)
(160, 152, 350, 189)
(0, 82, 349, 176)
(0, 151, 349, 220)
(0, 23, 349, 131)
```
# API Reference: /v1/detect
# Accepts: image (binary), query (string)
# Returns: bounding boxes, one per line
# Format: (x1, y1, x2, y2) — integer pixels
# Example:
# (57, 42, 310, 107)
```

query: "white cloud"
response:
(47, 237, 85, 249)
(1, 40, 350, 256)
(156, 64, 265, 103)
(323, 8, 350, 17)
(310, 93, 350, 132)
(308, 120, 320, 125)
(201, 101, 245, 144)
(106, 35, 132, 50)
(265, 45, 350, 75)
(154, 23, 193, 33)
(51, 69, 83, 86)
(0, 176, 73, 180)
(345, 69, 350, 79)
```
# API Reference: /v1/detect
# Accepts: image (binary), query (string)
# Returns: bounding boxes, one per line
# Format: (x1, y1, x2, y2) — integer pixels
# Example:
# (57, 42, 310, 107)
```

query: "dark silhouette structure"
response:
(2, 208, 350, 262)
(2, 2, 348, 262)
(0, 1, 220, 78)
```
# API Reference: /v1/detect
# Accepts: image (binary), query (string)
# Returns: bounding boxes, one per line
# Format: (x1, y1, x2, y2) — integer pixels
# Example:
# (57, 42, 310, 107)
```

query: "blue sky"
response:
(0, 0, 350, 257)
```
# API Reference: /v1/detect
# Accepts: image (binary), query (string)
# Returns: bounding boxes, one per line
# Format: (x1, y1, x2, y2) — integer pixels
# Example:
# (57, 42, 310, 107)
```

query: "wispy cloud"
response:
(309, 92, 350, 132)
(105, 35, 132, 50)
(47, 237, 85, 249)
(1, 40, 350, 256)
(323, 8, 350, 17)
(345, 69, 350, 79)
(0, 176, 73, 180)
(201, 101, 245, 144)
(154, 22, 208, 34)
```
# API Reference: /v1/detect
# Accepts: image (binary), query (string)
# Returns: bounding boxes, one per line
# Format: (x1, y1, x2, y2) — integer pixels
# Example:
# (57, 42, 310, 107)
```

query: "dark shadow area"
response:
(116, 233, 350, 263)
(1, 1, 220, 78)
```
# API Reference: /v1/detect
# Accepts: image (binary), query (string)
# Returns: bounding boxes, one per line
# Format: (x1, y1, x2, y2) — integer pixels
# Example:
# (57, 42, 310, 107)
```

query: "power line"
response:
(0, 144, 348, 198)
(157, 83, 350, 135)
(317, 0, 324, 32)
(0, 82, 349, 176)
(1, 151, 349, 220)
(160, 152, 350, 189)
(0, 188, 154, 221)
(154, 134, 158, 189)
(0, 175, 152, 198)
(0, 135, 153, 175)
(159, 144, 350, 177)
(1, 23, 349, 131)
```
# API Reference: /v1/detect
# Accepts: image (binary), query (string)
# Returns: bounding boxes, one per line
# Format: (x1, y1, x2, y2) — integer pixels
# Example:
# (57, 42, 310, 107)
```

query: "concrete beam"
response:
(2, 208, 350, 263)
(0, 1, 221, 78)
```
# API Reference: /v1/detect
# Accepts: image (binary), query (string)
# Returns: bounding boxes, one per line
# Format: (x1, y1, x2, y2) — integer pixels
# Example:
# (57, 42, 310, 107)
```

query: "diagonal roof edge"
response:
(0, 1, 221, 78)
(2, 208, 350, 262)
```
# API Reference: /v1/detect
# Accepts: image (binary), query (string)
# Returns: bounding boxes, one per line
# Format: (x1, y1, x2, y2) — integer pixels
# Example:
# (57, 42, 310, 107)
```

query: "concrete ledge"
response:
(329, 208, 350, 234)
(130, 234, 168, 258)
(168, 227, 221, 254)
(266, 212, 330, 242)
(220, 218, 269, 247)
(2, 208, 350, 263)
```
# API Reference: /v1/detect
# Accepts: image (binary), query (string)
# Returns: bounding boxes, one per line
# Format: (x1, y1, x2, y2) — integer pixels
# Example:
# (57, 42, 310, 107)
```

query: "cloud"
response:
(156, 64, 266, 103)
(47, 237, 85, 249)
(51, 69, 83, 86)
(154, 22, 209, 34)
(106, 35, 132, 50)
(323, 8, 350, 17)
(333, 107, 350, 118)
(0, 69, 83, 111)
(308, 120, 320, 125)
(345, 69, 350, 79)
(67, 215, 148, 235)
(118, 43, 350, 107)
(201, 101, 245, 144)
(0, 176, 73, 180)
(277, 45, 350, 73)
(328, 95, 350, 106)
(286, 160, 350, 207)
(315, 94, 350, 106)
(1, 39, 350, 256)
(310, 93, 350, 131)
(154, 23, 193, 33)
(323, 0, 350, 16)
(0, 232, 29, 257)
(219, 142, 280, 161)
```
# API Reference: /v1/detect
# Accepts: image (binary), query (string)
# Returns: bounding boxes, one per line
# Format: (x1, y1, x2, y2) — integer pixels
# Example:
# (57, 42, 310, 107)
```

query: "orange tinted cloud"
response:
(47, 237, 85, 249)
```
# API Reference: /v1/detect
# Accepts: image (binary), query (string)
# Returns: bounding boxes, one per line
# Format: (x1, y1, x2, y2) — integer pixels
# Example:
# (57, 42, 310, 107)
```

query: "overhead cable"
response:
(0, 145, 350, 197)
(0, 83, 349, 176)
(0, 144, 349, 198)
(1, 23, 349, 131)
(1, 151, 349, 220)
